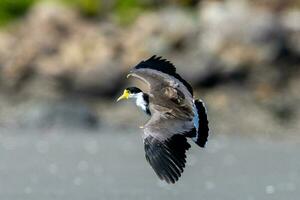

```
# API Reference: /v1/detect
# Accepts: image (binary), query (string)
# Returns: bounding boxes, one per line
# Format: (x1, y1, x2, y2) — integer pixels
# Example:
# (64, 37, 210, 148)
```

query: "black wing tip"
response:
(144, 135, 191, 184)
(135, 55, 176, 73)
(194, 99, 209, 148)
(134, 55, 194, 95)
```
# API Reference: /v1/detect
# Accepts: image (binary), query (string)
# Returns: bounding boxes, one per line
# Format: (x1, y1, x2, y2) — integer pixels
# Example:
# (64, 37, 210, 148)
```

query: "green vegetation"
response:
(0, 0, 36, 25)
(62, 0, 102, 17)
(0, 0, 200, 26)
(0, 0, 148, 26)
(63, 0, 149, 24)
(113, 0, 147, 25)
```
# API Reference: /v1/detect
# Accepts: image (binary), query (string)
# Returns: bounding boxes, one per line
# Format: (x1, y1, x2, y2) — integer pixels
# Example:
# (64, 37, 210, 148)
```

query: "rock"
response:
(280, 9, 300, 55)
(0, 2, 125, 97)
(122, 7, 198, 66)
(0, 0, 299, 131)
(194, 0, 300, 92)
(198, 0, 284, 68)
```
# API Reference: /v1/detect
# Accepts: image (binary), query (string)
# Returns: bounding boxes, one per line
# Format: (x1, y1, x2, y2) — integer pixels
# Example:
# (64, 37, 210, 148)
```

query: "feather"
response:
(144, 134, 191, 183)
(134, 55, 193, 95)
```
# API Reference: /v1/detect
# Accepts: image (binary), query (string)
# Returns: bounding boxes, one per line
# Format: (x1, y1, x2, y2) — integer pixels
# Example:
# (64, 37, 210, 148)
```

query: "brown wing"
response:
(129, 56, 197, 183)
(131, 55, 194, 95)
(128, 63, 194, 120)
(128, 56, 196, 139)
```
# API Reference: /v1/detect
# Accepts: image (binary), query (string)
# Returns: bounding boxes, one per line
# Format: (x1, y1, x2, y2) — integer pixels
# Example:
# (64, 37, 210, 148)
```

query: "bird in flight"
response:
(117, 55, 209, 183)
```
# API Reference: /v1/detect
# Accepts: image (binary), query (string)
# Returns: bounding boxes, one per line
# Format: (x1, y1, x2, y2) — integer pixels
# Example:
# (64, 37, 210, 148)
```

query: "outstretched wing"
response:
(144, 134, 191, 184)
(142, 107, 195, 183)
(129, 56, 197, 183)
(128, 55, 194, 120)
(130, 55, 193, 96)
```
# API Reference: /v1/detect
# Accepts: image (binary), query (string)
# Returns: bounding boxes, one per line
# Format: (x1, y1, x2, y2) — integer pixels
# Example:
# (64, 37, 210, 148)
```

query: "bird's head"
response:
(117, 87, 143, 102)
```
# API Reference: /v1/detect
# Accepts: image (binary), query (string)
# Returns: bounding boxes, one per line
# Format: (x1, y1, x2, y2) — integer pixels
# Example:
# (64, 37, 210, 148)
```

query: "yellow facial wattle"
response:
(117, 89, 130, 102)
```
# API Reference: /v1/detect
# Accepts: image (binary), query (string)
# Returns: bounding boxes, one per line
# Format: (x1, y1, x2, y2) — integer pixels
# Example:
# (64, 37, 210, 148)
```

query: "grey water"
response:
(0, 127, 299, 200)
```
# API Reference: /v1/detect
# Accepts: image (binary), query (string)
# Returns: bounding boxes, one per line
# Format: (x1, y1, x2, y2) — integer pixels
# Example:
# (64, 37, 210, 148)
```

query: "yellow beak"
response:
(117, 90, 130, 102)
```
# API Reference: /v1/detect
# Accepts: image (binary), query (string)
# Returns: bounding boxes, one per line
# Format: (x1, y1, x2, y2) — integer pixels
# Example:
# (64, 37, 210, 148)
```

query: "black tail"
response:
(194, 99, 209, 147)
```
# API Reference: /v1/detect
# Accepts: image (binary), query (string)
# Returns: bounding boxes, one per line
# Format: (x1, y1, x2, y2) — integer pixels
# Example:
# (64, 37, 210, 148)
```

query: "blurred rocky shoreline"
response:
(0, 1, 299, 138)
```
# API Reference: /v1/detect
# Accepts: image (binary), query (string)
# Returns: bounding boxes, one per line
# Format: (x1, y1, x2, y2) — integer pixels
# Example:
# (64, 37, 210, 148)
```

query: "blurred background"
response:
(0, 0, 299, 199)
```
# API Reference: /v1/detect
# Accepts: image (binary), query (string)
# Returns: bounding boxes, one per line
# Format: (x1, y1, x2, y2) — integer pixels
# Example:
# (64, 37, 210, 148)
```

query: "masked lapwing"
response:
(117, 55, 209, 183)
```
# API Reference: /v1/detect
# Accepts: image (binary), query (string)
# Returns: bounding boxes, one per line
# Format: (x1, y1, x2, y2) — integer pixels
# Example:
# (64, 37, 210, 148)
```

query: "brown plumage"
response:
(119, 55, 209, 183)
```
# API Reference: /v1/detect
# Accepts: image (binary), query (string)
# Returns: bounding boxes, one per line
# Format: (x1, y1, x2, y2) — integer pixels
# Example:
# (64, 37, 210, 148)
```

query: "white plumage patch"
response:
(135, 93, 148, 113)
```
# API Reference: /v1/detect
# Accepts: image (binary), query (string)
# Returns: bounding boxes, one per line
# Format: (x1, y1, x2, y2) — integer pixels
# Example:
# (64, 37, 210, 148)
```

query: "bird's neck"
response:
(135, 93, 151, 115)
